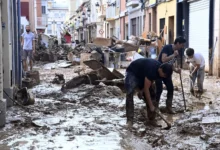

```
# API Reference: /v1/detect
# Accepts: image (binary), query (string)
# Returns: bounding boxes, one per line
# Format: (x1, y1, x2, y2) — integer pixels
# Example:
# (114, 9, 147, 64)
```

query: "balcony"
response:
(83, 0, 89, 3)
(97, 5, 106, 18)
(106, 6, 116, 21)
(126, 0, 139, 7)
(36, 16, 47, 29)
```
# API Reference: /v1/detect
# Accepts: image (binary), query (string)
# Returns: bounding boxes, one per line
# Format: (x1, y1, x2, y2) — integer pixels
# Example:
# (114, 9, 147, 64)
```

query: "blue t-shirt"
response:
(158, 44, 174, 63)
(126, 58, 161, 89)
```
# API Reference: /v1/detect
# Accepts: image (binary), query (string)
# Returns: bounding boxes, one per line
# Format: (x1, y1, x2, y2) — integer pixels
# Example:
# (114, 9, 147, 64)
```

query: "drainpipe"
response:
(128, 7, 131, 38)
(12, 0, 18, 86)
(34, 0, 37, 31)
(0, 0, 6, 127)
(119, 0, 121, 40)
(10, 0, 15, 86)
(17, 0, 22, 87)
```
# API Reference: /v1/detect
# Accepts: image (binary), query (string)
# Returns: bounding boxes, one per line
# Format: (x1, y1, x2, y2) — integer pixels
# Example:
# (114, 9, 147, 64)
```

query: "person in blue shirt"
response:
(156, 37, 186, 114)
(125, 58, 173, 128)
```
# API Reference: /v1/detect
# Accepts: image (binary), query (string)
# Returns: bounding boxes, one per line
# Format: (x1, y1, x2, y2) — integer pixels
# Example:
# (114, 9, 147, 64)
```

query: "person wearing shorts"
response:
(21, 25, 35, 71)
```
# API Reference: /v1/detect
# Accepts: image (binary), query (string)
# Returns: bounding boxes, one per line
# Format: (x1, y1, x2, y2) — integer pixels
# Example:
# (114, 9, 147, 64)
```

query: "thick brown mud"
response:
(1, 63, 220, 149)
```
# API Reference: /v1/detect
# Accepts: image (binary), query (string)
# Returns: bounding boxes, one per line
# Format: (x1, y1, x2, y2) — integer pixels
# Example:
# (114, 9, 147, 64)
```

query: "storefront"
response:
(182, 0, 213, 71)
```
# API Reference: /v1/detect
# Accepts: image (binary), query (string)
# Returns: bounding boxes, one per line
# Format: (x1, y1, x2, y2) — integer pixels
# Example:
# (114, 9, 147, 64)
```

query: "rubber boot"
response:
(147, 100, 161, 127)
(166, 97, 176, 114)
(126, 93, 134, 129)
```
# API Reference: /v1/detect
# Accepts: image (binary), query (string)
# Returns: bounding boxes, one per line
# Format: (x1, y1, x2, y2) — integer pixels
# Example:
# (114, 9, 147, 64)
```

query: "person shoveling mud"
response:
(185, 48, 205, 97)
(125, 58, 173, 129)
(156, 37, 186, 114)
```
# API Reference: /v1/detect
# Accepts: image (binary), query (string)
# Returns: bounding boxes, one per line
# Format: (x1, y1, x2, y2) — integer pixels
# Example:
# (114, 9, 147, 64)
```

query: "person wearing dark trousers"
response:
(125, 58, 173, 128)
(156, 37, 186, 114)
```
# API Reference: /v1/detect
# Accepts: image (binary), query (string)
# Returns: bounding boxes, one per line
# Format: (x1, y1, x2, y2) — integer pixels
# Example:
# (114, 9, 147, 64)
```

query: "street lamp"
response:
(82, 12, 85, 18)
(112, 1, 116, 7)
(95, 2, 100, 7)
(87, 8, 91, 17)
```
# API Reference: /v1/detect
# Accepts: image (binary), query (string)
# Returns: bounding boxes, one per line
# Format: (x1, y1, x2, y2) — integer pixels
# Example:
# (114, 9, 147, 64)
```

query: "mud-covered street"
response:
(0, 62, 220, 150)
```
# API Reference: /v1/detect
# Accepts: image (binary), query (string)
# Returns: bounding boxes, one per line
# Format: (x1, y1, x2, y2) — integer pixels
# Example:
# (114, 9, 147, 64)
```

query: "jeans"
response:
(125, 71, 156, 122)
(189, 65, 205, 92)
(155, 76, 174, 105)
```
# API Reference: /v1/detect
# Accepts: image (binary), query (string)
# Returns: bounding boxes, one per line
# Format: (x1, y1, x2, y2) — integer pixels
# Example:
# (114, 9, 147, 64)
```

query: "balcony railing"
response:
(126, 0, 139, 7)
(37, 16, 47, 28)
(98, 5, 106, 18)
(106, 6, 116, 20)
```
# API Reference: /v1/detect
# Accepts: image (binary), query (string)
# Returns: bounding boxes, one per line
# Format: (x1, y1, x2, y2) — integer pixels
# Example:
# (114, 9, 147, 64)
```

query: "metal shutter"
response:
(189, 0, 209, 71)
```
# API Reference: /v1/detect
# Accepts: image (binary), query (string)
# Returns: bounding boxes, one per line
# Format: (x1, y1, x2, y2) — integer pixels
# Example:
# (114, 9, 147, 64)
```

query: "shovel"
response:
(155, 108, 171, 130)
(141, 96, 171, 130)
(180, 73, 186, 110)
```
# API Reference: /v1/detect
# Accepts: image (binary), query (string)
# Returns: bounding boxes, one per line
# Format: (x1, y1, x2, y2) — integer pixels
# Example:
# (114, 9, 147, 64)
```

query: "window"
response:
(47, 24, 52, 34)
(57, 24, 61, 31)
(61, 13, 66, 18)
(54, 13, 59, 17)
(116, 0, 120, 7)
(160, 18, 165, 37)
(131, 18, 137, 36)
(42, 6, 46, 14)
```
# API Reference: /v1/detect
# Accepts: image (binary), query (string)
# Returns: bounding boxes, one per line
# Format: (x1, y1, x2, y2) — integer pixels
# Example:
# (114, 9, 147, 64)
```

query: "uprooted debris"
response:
(52, 74, 65, 84)
(61, 60, 125, 91)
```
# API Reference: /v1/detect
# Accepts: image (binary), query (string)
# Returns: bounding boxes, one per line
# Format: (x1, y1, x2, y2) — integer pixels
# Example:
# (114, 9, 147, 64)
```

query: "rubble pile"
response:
(34, 34, 73, 62)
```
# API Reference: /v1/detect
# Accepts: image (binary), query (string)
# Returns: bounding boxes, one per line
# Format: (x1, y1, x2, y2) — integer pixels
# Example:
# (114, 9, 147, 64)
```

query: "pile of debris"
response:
(34, 34, 73, 62)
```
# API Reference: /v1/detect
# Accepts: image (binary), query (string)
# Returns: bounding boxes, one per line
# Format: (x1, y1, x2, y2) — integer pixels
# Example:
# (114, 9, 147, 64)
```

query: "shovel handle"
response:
(155, 109, 171, 128)
(180, 73, 186, 110)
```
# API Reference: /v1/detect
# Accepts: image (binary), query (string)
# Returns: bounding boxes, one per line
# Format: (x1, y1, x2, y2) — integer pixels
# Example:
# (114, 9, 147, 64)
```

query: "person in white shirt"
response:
(185, 48, 205, 94)
(21, 25, 35, 71)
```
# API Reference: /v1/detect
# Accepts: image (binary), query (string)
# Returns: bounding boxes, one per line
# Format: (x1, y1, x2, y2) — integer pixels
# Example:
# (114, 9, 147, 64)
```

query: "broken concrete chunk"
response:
(32, 117, 62, 127)
(179, 123, 204, 135)
(202, 117, 220, 124)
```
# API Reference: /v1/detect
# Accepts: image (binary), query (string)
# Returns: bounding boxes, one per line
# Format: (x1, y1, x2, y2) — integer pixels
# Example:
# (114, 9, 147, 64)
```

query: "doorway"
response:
(159, 18, 165, 37)
(125, 24, 128, 40)
(131, 18, 137, 36)
(169, 16, 174, 44)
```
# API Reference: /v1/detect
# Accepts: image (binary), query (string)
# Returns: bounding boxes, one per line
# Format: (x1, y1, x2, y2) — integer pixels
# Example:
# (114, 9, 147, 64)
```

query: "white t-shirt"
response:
(186, 53, 205, 68)
(22, 32, 35, 50)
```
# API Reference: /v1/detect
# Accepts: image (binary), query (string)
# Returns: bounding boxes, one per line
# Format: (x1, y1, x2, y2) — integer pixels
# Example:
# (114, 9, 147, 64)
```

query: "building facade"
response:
(67, 0, 220, 76)
(21, 0, 36, 31)
(157, 0, 176, 44)
(46, 0, 68, 35)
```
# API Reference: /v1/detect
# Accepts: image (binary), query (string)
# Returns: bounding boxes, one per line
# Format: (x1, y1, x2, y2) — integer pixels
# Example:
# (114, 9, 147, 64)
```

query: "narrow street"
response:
(0, 61, 220, 149)
(1, 0, 220, 150)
